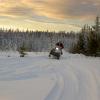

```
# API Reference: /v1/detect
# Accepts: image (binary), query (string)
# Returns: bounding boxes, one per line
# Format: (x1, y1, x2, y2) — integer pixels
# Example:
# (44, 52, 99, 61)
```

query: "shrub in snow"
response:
(18, 44, 27, 57)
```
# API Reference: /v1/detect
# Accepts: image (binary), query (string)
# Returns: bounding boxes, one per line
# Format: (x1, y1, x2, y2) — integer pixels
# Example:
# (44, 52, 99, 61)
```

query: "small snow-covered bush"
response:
(18, 44, 27, 57)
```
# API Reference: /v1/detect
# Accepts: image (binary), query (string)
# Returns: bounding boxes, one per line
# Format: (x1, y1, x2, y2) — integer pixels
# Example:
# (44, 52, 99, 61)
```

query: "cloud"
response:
(6, 6, 33, 17)
(0, 0, 99, 21)
(21, 0, 100, 20)
(52, 0, 99, 20)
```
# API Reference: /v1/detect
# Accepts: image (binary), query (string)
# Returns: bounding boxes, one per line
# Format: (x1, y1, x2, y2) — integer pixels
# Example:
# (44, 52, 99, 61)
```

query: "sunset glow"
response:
(0, 0, 99, 32)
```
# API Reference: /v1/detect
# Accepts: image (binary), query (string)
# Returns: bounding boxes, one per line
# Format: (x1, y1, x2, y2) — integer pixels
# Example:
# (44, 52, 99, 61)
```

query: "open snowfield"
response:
(0, 51, 100, 100)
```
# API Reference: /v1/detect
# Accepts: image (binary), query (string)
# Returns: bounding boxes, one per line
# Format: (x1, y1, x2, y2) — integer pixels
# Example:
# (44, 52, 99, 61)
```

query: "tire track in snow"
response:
(66, 61, 98, 100)
(44, 58, 99, 100)
(44, 60, 79, 100)
(44, 72, 64, 100)
(53, 61, 79, 100)
(0, 53, 100, 100)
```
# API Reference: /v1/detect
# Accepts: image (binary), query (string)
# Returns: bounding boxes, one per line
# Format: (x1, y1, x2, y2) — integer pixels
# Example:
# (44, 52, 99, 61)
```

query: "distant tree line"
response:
(70, 16, 100, 57)
(0, 28, 78, 52)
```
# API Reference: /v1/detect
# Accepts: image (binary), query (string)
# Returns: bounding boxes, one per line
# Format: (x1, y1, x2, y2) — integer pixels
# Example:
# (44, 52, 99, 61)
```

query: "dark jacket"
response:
(56, 42, 64, 49)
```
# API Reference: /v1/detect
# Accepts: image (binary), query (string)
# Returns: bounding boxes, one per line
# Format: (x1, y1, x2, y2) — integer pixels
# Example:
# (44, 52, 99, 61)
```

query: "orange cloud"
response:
(21, 0, 100, 20)
(0, 0, 99, 20)
(0, 0, 99, 32)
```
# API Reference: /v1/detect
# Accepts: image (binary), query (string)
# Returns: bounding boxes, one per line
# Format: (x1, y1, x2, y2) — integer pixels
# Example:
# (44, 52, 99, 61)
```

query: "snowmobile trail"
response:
(0, 52, 100, 100)
(44, 60, 79, 100)
(43, 54, 100, 100)
(44, 72, 64, 100)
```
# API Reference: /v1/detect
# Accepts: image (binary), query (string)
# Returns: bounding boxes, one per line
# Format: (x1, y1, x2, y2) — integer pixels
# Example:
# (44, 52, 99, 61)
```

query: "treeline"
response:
(70, 16, 100, 57)
(70, 31, 100, 56)
(0, 28, 78, 52)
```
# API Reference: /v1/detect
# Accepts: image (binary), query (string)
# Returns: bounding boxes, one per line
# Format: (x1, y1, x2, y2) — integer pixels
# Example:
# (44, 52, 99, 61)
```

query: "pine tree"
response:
(86, 32, 98, 56)
(18, 43, 27, 57)
(92, 16, 100, 33)
(77, 33, 85, 53)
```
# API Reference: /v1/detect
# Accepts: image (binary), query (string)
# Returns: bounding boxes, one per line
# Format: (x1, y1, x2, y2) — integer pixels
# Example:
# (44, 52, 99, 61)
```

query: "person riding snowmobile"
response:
(55, 41, 64, 55)
(56, 41, 64, 49)
(49, 41, 64, 59)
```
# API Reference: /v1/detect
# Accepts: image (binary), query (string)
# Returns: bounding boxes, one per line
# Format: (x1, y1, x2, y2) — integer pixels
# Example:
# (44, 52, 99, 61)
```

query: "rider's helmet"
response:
(56, 41, 64, 49)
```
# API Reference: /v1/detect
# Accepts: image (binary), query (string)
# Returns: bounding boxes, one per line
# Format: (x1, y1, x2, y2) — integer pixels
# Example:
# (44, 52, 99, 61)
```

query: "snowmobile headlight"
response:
(56, 47, 59, 50)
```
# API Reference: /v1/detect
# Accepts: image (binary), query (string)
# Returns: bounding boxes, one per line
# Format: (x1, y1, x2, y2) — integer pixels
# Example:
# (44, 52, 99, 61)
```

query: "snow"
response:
(0, 51, 100, 100)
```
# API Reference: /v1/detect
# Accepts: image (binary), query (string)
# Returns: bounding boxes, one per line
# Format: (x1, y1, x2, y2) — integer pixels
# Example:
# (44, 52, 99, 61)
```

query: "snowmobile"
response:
(49, 46, 62, 59)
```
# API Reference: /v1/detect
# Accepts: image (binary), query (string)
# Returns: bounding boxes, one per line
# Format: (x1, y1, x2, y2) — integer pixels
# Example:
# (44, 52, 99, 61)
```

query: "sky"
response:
(0, 0, 100, 32)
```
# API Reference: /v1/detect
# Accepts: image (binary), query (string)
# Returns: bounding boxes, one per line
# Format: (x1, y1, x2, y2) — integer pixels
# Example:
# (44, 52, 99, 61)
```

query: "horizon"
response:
(0, 27, 79, 33)
(0, 0, 99, 32)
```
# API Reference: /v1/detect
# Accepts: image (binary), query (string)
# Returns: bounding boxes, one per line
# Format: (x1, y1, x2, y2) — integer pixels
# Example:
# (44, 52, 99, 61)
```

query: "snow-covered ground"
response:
(0, 51, 100, 100)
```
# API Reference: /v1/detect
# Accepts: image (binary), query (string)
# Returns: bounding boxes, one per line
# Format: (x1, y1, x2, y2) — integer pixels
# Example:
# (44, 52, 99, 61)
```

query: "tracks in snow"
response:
(42, 57, 99, 100)
(0, 54, 100, 100)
